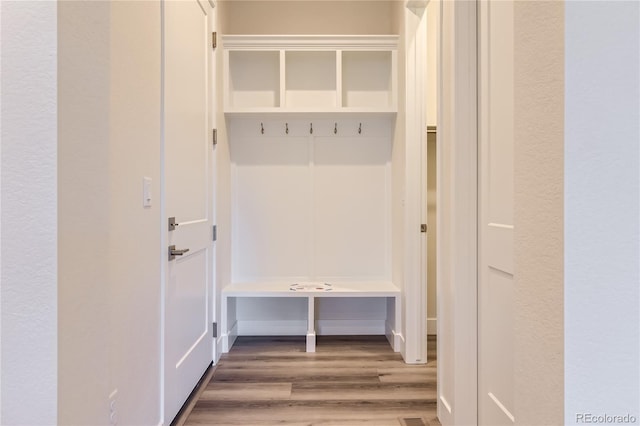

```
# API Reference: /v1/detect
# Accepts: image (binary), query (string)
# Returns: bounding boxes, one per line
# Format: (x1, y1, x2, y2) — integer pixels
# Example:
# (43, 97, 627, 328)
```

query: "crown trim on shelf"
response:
(221, 34, 399, 50)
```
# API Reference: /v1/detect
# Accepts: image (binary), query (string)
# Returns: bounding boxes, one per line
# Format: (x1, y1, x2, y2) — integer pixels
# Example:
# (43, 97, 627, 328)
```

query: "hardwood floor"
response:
(183, 335, 439, 426)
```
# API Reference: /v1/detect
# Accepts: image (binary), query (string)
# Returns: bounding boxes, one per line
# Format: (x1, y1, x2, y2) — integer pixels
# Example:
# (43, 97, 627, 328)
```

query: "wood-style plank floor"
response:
(184, 335, 439, 426)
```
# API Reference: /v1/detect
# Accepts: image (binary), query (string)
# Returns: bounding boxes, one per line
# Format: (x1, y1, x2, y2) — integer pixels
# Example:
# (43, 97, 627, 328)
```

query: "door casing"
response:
(436, 1, 478, 424)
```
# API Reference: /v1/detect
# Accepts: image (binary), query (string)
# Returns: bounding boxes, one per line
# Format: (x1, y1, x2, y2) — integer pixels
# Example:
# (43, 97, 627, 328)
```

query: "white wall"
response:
(58, 2, 162, 425)
(564, 1, 639, 423)
(58, 2, 111, 424)
(426, 0, 438, 128)
(0, 2, 58, 425)
(513, 2, 565, 424)
(228, 118, 393, 335)
(108, 3, 162, 424)
(514, 2, 564, 425)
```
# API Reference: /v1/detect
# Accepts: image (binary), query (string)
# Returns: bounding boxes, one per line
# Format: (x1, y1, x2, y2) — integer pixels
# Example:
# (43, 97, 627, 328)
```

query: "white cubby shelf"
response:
(220, 35, 401, 354)
(222, 35, 398, 115)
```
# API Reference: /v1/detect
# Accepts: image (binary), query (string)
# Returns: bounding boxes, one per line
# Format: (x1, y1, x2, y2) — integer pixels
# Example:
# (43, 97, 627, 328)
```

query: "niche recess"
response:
(221, 35, 401, 348)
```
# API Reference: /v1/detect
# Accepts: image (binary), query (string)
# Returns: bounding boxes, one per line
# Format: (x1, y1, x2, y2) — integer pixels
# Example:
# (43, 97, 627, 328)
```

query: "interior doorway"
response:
(426, 126, 437, 338)
(425, 0, 440, 345)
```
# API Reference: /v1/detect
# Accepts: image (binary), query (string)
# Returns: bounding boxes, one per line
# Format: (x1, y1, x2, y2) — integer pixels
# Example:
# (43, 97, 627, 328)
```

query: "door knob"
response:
(168, 245, 190, 261)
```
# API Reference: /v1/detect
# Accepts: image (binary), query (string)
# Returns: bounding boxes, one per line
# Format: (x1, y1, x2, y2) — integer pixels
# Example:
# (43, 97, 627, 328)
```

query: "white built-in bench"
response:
(221, 281, 401, 353)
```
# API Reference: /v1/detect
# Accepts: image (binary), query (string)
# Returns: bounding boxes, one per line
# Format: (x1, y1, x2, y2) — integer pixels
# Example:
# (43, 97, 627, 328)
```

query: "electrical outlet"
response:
(109, 389, 118, 425)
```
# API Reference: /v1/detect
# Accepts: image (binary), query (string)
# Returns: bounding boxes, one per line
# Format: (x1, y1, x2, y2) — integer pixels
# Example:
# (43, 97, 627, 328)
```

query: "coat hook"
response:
(334, 123, 338, 135)
(310, 123, 313, 135)
(358, 123, 362, 134)
(261, 122, 264, 135)
(286, 123, 289, 135)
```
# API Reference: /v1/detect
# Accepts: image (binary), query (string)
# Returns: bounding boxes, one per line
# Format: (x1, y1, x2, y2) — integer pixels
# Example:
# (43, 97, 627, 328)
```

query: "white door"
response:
(163, 0, 213, 423)
(478, 1, 515, 425)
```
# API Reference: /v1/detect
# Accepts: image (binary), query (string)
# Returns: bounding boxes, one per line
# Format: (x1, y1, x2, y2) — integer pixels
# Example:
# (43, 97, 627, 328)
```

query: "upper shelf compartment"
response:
(222, 35, 398, 116)
(228, 50, 280, 108)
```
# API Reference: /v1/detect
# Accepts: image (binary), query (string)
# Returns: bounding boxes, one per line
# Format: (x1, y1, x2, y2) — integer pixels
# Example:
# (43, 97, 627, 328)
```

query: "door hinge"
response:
(212, 32, 217, 49)
(212, 225, 217, 242)
(421, 224, 427, 233)
(212, 128, 217, 146)
(212, 322, 217, 338)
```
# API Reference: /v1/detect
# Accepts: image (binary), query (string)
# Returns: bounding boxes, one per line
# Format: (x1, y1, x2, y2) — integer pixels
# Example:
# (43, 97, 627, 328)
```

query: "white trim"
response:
(316, 320, 386, 335)
(205, 0, 216, 376)
(394, 331, 404, 353)
(385, 321, 404, 352)
(221, 320, 238, 353)
(235, 319, 387, 336)
(159, 2, 167, 424)
(488, 392, 516, 423)
(407, 0, 430, 11)
(437, 0, 478, 424)
(439, 395, 452, 414)
(427, 317, 437, 335)
(214, 336, 223, 364)
(221, 34, 399, 51)
(237, 320, 307, 336)
(403, 2, 428, 365)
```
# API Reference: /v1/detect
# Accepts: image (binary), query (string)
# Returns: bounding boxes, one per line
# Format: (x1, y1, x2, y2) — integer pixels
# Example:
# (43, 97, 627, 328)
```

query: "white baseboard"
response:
(236, 319, 387, 336)
(394, 331, 404, 353)
(221, 320, 238, 352)
(237, 320, 307, 336)
(440, 394, 452, 414)
(385, 320, 394, 347)
(396, 333, 408, 361)
(427, 317, 437, 335)
(215, 336, 223, 364)
(315, 319, 385, 335)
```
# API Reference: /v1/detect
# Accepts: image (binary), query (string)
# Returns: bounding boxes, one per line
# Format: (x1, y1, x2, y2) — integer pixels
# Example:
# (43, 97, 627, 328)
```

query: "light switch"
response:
(143, 177, 152, 207)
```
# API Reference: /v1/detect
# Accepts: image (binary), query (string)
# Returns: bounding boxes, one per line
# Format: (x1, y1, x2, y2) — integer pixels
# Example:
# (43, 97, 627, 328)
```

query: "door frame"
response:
(436, 0, 478, 424)
(403, 1, 429, 365)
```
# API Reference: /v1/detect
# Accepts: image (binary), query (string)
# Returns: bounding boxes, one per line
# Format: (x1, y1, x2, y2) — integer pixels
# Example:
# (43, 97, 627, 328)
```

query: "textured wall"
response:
(58, 2, 163, 424)
(513, 1, 564, 424)
(0, 2, 58, 424)
(58, 2, 111, 424)
(564, 1, 639, 423)
(108, 2, 162, 424)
